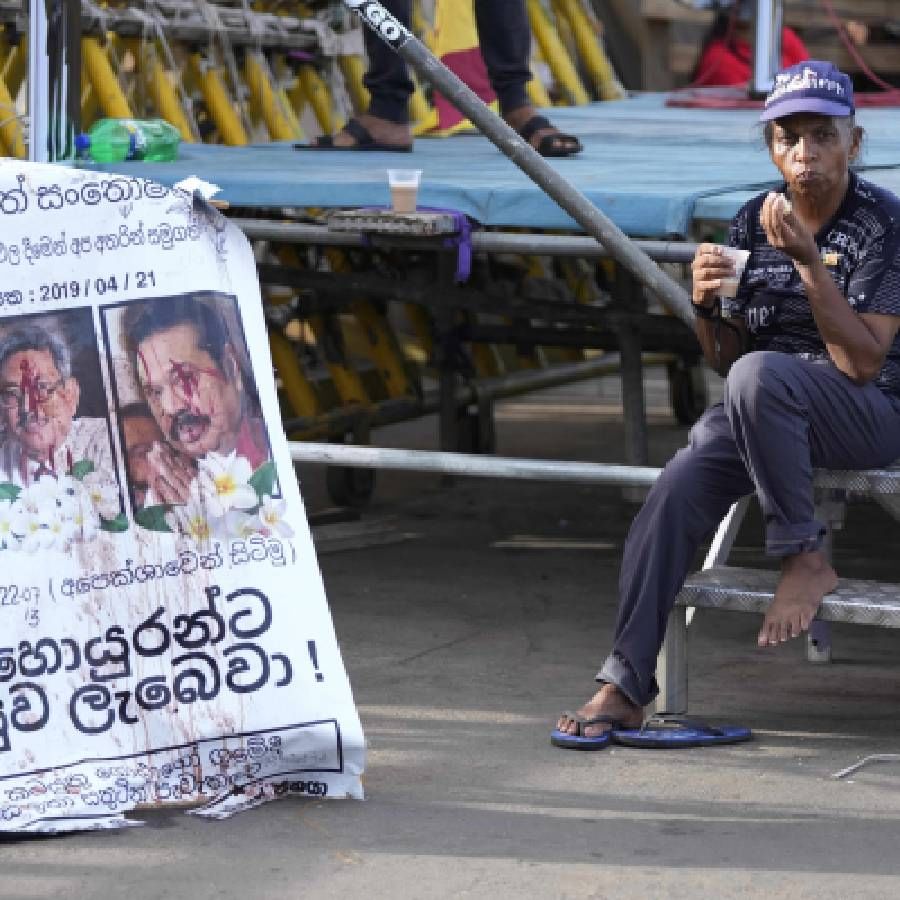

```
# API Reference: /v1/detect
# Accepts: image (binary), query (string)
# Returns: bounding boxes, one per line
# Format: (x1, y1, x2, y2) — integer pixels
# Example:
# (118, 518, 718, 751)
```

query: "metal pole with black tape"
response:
(340, 0, 696, 327)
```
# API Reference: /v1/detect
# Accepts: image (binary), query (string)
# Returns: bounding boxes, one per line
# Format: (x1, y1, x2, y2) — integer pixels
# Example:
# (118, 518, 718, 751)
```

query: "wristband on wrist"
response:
(691, 297, 721, 320)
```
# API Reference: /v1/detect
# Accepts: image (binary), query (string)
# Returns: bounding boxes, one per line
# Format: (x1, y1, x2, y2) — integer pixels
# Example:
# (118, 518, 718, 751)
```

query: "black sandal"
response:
(517, 114, 582, 158)
(294, 117, 413, 152)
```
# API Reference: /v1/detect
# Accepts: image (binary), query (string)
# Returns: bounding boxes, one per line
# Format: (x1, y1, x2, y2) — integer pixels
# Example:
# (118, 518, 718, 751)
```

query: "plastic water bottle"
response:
(77, 118, 181, 163)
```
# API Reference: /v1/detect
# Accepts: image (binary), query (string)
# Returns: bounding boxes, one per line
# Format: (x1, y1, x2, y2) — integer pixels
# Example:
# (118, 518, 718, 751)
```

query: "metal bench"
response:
(657, 464, 900, 714)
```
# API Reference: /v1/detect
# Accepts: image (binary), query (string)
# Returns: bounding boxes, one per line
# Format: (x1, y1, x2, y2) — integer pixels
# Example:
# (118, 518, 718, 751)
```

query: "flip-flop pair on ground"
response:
(294, 114, 582, 157)
(551, 714, 752, 750)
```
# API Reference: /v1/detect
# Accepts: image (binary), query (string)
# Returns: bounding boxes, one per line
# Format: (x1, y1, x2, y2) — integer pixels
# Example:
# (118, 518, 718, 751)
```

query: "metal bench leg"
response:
(655, 496, 752, 714)
(656, 605, 688, 715)
(701, 496, 751, 570)
(806, 495, 845, 664)
(807, 619, 832, 664)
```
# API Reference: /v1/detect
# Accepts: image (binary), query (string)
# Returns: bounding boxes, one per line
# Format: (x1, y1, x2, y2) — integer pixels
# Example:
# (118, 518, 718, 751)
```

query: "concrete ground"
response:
(4, 366, 900, 899)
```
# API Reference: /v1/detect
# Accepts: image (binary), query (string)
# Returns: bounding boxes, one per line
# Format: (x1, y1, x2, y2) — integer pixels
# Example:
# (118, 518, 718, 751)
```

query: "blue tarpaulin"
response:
(89, 93, 900, 238)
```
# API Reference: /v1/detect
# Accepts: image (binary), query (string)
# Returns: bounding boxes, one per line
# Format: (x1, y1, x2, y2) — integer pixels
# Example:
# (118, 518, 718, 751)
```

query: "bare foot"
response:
(757, 550, 838, 647)
(327, 113, 412, 149)
(503, 105, 580, 155)
(557, 683, 643, 738)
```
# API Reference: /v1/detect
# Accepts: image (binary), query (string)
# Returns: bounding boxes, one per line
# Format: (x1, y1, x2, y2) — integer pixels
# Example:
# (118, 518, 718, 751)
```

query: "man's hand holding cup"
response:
(691, 244, 750, 314)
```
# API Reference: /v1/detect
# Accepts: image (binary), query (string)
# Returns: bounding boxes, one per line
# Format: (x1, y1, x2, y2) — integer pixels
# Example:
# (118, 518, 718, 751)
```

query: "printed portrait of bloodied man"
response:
(105, 293, 272, 512)
(0, 310, 117, 493)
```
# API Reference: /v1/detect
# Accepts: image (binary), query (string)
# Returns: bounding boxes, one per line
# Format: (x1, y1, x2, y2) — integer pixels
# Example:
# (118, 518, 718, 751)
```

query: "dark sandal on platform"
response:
(517, 115, 582, 158)
(294, 117, 413, 152)
(550, 712, 624, 750)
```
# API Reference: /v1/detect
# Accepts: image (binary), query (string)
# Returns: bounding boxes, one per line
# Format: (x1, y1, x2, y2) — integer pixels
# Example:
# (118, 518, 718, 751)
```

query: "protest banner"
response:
(0, 161, 365, 832)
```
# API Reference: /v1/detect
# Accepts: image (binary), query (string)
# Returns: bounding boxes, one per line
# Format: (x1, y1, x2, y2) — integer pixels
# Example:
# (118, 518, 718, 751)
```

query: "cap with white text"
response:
(760, 60, 854, 122)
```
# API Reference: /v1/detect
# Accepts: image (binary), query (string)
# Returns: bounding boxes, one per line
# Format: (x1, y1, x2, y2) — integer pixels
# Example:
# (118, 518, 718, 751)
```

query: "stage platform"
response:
(87, 93, 900, 239)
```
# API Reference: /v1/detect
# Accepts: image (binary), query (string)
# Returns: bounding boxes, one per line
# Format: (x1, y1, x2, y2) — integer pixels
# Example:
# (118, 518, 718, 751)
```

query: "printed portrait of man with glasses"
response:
(0, 318, 113, 487)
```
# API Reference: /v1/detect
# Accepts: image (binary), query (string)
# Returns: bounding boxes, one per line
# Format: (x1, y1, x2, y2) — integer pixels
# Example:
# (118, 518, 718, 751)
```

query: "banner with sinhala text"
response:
(0, 161, 365, 833)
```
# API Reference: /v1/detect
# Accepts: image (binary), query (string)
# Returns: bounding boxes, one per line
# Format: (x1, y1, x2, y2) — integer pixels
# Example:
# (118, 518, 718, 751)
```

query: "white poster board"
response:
(0, 161, 365, 832)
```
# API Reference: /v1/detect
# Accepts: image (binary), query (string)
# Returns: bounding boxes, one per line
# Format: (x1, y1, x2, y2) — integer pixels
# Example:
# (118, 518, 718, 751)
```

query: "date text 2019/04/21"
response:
(36, 271, 158, 303)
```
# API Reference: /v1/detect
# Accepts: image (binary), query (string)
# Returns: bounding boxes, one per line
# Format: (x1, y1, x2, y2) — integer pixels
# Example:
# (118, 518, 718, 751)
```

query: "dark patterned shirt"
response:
(725, 172, 900, 396)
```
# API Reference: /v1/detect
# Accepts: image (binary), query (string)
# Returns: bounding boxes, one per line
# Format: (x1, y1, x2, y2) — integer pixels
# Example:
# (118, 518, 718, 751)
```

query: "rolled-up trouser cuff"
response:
(596, 651, 656, 708)
(765, 519, 826, 557)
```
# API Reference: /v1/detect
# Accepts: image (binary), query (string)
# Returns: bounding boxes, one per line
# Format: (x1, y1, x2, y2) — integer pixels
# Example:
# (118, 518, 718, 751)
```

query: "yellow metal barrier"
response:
(324, 248, 413, 400)
(552, 0, 622, 100)
(1, 36, 26, 99)
(141, 44, 198, 142)
(0, 71, 24, 157)
(295, 63, 334, 134)
(82, 36, 133, 118)
(526, 0, 590, 105)
(337, 54, 370, 115)
(244, 50, 302, 141)
(189, 52, 249, 146)
(267, 327, 323, 429)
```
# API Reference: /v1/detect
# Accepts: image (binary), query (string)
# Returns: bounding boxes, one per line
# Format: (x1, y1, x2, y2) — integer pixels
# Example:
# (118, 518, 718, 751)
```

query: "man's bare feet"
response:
(758, 549, 838, 647)
(327, 113, 412, 150)
(557, 683, 643, 738)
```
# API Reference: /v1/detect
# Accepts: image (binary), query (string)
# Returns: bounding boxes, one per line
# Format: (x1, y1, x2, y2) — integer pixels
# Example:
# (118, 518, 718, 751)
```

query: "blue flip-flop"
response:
(550, 713, 623, 750)
(612, 714, 752, 749)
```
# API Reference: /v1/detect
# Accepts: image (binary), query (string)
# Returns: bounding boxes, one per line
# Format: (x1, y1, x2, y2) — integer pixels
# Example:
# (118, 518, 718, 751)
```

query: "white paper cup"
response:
(387, 169, 422, 213)
(718, 247, 750, 298)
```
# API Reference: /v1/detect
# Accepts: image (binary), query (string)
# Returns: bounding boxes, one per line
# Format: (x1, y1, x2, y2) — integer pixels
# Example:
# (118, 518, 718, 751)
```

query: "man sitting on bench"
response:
(555, 60, 900, 747)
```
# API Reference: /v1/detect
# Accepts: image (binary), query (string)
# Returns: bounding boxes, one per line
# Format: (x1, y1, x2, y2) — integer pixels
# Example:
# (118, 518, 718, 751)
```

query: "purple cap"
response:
(759, 60, 855, 122)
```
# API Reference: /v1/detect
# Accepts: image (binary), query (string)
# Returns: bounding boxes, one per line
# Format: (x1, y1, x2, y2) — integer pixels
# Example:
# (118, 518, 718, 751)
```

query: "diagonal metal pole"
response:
(28, 0, 49, 161)
(341, 0, 695, 327)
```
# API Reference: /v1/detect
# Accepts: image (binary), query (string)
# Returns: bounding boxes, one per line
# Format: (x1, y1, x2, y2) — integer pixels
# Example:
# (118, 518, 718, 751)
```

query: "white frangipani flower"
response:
(196, 451, 257, 517)
(257, 495, 293, 538)
(82, 471, 121, 520)
(225, 508, 258, 539)
(166, 497, 218, 545)
(45, 510, 75, 550)
(0, 464, 114, 551)
(71, 492, 100, 543)
(19, 474, 61, 514)
(18, 508, 55, 553)
(0, 500, 20, 549)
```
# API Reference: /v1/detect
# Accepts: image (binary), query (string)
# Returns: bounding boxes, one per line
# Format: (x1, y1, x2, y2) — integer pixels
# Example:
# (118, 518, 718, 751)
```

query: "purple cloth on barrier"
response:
(358, 206, 475, 283)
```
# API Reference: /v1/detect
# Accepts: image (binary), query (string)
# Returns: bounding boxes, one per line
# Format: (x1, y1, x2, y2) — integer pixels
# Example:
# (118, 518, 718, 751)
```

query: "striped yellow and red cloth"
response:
(417, 0, 500, 135)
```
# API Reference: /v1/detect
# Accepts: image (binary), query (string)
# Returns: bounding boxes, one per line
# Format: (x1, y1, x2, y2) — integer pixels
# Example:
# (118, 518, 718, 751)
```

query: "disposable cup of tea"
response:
(718, 246, 750, 298)
(387, 168, 421, 213)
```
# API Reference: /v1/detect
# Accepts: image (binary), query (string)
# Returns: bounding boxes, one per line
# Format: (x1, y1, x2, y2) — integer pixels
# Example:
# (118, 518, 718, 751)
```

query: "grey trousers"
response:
(598, 351, 900, 707)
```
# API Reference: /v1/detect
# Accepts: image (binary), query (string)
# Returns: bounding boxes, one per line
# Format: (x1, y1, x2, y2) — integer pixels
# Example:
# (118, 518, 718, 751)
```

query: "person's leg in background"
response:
(307, 0, 414, 150)
(305, 0, 582, 155)
(474, 0, 582, 156)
